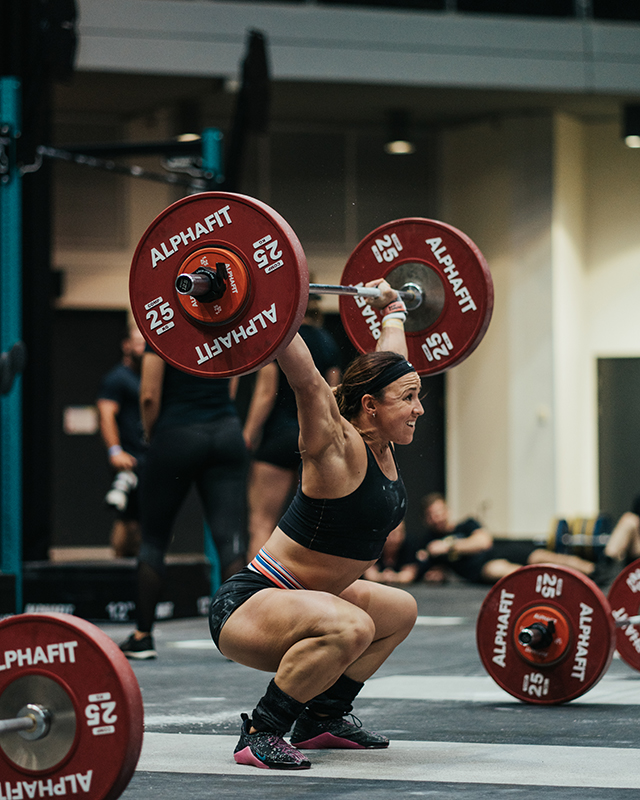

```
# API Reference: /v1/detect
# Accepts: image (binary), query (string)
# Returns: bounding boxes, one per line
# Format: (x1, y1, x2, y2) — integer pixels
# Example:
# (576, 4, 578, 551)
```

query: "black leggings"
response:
(137, 415, 248, 631)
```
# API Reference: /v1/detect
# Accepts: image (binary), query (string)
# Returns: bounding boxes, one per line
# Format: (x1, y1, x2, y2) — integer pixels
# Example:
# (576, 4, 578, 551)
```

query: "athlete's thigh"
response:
(219, 587, 367, 672)
(339, 579, 417, 640)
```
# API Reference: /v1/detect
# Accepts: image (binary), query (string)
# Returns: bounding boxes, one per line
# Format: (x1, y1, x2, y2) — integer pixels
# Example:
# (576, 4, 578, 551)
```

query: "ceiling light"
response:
(623, 105, 640, 148)
(384, 110, 415, 155)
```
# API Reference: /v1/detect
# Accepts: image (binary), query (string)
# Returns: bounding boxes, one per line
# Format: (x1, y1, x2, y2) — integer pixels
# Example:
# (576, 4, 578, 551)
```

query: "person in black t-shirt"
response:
(97, 326, 147, 557)
(119, 345, 249, 659)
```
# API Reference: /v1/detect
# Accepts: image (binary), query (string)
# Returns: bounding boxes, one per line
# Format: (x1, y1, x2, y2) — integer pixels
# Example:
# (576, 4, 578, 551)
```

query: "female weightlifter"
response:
(209, 278, 423, 769)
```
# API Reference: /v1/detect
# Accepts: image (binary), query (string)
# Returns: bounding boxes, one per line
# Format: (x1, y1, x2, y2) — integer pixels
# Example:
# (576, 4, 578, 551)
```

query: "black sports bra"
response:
(278, 444, 407, 561)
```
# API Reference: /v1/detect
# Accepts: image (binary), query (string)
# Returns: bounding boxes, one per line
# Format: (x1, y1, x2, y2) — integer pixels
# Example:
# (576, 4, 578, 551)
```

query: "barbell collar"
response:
(0, 704, 50, 739)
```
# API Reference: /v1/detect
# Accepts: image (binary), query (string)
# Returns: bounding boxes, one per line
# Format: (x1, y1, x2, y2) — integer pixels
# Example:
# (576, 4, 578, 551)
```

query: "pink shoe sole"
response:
(234, 746, 311, 769)
(291, 732, 367, 750)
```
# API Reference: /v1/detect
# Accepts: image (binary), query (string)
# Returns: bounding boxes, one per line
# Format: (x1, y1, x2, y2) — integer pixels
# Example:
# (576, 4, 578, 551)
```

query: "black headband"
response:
(362, 359, 416, 397)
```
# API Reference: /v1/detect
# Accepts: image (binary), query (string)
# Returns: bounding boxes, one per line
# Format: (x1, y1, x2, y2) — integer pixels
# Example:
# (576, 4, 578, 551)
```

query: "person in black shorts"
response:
(119, 347, 248, 659)
(209, 278, 421, 770)
(243, 296, 341, 560)
(97, 326, 147, 557)
(405, 493, 598, 584)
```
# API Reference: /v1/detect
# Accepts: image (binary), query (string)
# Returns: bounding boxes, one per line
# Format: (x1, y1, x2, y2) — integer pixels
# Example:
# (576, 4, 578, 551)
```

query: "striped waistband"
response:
(247, 548, 307, 590)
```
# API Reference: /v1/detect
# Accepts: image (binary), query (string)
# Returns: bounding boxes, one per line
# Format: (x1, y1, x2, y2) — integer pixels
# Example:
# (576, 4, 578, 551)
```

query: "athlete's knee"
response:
(350, 610, 377, 652)
(526, 549, 549, 565)
(482, 559, 519, 582)
(323, 605, 376, 661)
(389, 588, 418, 634)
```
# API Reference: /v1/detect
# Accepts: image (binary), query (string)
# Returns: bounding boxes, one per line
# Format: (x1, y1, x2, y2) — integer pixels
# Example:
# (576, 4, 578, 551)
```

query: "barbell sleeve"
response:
(175, 272, 213, 296)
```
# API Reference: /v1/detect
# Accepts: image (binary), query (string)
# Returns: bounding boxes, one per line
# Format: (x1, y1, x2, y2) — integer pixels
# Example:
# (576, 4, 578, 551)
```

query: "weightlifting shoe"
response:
(233, 714, 311, 769)
(290, 710, 389, 749)
(119, 632, 157, 660)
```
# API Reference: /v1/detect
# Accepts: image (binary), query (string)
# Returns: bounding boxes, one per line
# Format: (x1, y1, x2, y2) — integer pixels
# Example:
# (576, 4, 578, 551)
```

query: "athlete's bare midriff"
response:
(263, 528, 375, 595)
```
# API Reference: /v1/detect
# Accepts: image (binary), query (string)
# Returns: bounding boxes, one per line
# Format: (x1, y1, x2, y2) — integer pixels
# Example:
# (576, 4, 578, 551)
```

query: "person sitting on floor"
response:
(396, 493, 600, 585)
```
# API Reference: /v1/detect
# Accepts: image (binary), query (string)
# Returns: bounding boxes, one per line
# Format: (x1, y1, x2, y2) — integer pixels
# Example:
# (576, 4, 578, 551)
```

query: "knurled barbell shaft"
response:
(310, 283, 421, 310)
(615, 614, 640, 628)
(0, 716, 36, 736)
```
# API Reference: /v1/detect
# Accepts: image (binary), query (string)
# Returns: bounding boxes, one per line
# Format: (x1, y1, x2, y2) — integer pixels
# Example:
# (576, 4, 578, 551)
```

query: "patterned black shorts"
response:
(209, 567, 276, 649)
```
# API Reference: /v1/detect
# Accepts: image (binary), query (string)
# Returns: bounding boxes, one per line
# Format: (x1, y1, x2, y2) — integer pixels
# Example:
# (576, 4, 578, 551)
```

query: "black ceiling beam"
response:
(53, 139, 203, 159)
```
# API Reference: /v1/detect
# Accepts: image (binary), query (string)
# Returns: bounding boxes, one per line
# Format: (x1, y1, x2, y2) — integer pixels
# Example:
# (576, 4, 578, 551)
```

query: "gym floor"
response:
(104, 582, 640, 799)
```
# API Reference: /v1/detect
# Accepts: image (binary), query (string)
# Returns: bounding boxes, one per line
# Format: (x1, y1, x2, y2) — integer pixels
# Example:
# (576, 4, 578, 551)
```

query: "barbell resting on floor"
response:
(477, 559, 640, 705)
(0, 613, 143, 800)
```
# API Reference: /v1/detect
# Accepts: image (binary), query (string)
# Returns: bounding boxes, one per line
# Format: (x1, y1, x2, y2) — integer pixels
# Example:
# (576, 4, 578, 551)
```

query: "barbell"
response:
(0, 613, 143, 800)
(176, 271, 425, 312)
(129, 192, 494, 378)
(476, 559, 640, 704)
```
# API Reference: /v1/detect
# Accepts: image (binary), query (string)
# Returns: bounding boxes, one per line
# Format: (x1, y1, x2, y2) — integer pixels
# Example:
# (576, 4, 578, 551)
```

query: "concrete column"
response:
(442, 114, 556, 537)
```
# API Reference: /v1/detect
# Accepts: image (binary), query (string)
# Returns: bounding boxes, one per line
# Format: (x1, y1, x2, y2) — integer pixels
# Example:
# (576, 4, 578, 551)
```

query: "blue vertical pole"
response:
(203, 523, 222, 596)
(201, 127, 223, 185)
(0, 77, 23, 612)
(201, 127, 224, 595)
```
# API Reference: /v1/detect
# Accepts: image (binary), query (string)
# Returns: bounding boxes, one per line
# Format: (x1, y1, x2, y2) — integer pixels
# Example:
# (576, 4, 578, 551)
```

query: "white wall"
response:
(443, 111, 640, 537)
(440, 118, 511, 532)
(551, 116, 640, 520)
(442, 114, 557, 537)
(585, 122, 640, 359)
(552, 113, 593, 519)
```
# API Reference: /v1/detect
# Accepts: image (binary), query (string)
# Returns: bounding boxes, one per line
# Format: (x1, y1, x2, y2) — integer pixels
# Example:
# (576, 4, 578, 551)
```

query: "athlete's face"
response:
(376, 372, 423, 444)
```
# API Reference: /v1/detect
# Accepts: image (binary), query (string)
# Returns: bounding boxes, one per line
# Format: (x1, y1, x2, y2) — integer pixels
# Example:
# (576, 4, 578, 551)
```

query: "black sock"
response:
(307, 674, 365, 718)
(251, 679, 306, 736)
